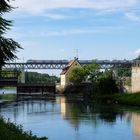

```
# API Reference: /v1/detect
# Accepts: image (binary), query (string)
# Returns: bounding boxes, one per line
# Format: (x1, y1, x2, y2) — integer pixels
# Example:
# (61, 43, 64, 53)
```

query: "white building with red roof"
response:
(60, 58, 81, 88)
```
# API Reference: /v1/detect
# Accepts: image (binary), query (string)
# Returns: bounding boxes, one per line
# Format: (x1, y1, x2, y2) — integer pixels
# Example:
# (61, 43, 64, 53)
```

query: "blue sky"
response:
(4, 0, 140, 62)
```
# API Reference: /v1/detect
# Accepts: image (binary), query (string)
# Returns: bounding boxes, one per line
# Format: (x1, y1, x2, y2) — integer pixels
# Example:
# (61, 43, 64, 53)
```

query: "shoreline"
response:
(1, 92, 140, 107)
(91, 92, 140, 107)
(0, 117, 48, 140)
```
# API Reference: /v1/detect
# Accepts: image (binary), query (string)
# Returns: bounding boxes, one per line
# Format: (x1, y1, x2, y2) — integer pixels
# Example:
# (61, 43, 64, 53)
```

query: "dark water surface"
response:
(0, 96, 140, 140)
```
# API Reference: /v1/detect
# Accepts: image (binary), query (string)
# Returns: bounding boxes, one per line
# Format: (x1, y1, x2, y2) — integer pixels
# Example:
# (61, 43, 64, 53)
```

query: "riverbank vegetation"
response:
(91, 92, 140, 107)
(0, 117, 48, 140)
(113, 92, 140, 106)
(69, 61, 119, 94)
(24, 72, 59, 84)
(68, 61, 140, 107)
(0, 94, 16, 100)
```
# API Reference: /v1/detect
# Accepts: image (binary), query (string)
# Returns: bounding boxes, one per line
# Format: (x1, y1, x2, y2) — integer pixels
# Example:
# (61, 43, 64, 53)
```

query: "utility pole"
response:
(76, 49, 78, 59)
(74, 49, 79, 59)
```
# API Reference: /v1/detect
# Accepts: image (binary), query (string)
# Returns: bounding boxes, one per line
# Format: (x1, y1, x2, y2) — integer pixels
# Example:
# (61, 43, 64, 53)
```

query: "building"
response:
(60, 58, 81, 88)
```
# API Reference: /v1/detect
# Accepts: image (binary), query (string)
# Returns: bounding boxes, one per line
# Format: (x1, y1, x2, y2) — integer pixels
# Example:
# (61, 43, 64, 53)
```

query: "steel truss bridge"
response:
(2, 60, 133, 70)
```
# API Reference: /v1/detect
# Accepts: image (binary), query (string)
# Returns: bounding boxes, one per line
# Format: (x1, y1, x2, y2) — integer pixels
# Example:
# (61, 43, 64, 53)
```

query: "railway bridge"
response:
(2, 59, 133, 84)
(2, 59, 140, 93)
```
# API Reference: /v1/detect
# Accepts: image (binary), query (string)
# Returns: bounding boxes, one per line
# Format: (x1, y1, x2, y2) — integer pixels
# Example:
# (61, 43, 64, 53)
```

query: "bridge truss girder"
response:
(2, 62, 132, 70)
(2, 63, 67, 70)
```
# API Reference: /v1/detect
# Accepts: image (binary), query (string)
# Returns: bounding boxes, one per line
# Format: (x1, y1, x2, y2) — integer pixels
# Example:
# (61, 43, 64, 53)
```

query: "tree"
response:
(97, 70, 118, 94)
(68, 61, 100, 85)
(116, 67, 131, 77)
(83, 61, 100, 82)
(0, 0, 21, 69)
(69, 67, 86, 85)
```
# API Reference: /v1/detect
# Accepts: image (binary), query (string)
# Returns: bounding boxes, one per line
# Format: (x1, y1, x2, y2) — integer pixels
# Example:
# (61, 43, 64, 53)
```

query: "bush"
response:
(0, 117, 48, 140)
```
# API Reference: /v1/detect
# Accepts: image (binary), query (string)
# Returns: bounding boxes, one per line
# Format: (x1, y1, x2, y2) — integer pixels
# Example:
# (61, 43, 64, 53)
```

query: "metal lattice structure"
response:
(2, 60, 133, 70)
(2, 63, 67, 70)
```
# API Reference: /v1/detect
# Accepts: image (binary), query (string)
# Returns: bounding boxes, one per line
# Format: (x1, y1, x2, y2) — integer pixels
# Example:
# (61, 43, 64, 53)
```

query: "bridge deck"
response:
(2, 60, 133, 70)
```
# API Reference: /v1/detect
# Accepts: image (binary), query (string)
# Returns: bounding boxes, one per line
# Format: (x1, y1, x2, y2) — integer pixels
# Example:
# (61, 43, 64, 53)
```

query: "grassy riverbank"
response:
(92, 92, 140, 106)
(0, 94, 16, 100)
(0, 117, 48, 140)
(113, 93, 140, 106)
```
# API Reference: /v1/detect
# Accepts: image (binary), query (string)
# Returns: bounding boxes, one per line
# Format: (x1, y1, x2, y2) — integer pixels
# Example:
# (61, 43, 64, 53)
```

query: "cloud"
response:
(11, 0, 138, 15)
(125, 12, 140, 21)
(40, 26, 123, 37)
(43, 13, 67, 20)
(135, 48, 140, 56)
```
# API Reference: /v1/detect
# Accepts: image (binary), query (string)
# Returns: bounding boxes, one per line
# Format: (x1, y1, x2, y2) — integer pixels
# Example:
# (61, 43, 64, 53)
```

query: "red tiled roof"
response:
(61, 59, 79, 75)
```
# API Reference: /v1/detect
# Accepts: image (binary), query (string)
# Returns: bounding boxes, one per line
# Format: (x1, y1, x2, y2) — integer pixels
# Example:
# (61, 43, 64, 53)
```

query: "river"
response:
(0, 96, 140, 140)
(0, 87, 16, 94)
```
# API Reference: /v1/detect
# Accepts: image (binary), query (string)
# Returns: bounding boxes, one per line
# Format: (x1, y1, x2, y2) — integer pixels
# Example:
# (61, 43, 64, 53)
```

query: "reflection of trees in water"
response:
(96, 105, 124, 123)
(71, 103, 123, 123)
(57, 96, 124, 129)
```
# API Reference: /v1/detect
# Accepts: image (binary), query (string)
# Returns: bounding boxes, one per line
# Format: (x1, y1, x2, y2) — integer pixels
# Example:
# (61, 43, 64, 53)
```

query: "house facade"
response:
(60, 58, 81, 88)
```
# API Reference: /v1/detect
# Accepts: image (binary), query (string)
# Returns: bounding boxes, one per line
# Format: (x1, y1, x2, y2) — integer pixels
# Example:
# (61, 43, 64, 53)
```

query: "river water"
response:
(0, 96, 140, 140)
(0, 87, 16, 94)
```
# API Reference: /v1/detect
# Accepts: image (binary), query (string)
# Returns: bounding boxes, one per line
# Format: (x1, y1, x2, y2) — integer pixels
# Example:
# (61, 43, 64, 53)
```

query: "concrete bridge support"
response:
(21, 67, 25, 84)
(131, 67, 140, 93)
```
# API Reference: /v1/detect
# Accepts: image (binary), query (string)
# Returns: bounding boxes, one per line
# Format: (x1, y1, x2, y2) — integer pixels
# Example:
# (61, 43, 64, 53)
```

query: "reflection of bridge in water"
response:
(1, 96, 140, 139)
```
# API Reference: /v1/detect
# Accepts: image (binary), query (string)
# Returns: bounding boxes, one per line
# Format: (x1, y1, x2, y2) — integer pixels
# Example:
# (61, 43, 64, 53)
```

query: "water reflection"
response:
(56, 96, 124, 129)
(127, 112, 140, 140)
(0, 96, 140, 140)
(0, 87, 17, 94)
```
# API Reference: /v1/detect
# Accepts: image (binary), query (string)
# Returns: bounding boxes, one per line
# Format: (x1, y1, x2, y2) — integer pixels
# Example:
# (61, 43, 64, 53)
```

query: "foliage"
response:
(0, 70, 18, 78)
(25, 72, 59, 84)
(113, 93, 140, 106)
(0, 0, 21, 67)
(68, 61, 118, 94)
(0, 94, 16, 100)
(97, 70, 118, 94)
(116, 67, 131, 77)
(68, 61, 100, 85)
(124, 77, 131, 86)
(0, 117, 48, 140)
(68, 67, 86, 85)
(83, 61, 100, 82)
(92, 92, 140, 106)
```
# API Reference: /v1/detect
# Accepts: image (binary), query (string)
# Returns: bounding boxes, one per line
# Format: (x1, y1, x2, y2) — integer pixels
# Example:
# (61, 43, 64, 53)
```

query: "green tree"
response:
(68, 61, 118, 94)
(0, 0, 21, 69)
(69, 67, 86, 85)
(117, 67, 131, 77)
(97, 70, 118, 94)
(83, 61, 100, 82)
(25, 72, 59, 84)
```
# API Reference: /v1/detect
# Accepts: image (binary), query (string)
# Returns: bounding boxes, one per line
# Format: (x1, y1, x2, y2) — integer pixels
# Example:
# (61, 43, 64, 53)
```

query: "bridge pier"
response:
(21, 67, 25, 84)
(131, 66, 140, 93)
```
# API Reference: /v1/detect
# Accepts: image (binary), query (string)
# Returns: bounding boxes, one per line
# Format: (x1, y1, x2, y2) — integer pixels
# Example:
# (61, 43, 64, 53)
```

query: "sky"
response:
(4, 0, 140, 62)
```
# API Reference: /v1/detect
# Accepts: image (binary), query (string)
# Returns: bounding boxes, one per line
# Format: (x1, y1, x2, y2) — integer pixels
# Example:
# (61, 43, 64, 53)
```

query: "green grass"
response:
(92, 92, 140, 107)
(113, 92, 140, 106)
(0, 117, 48, 140)
(0, 94, 16, 100)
